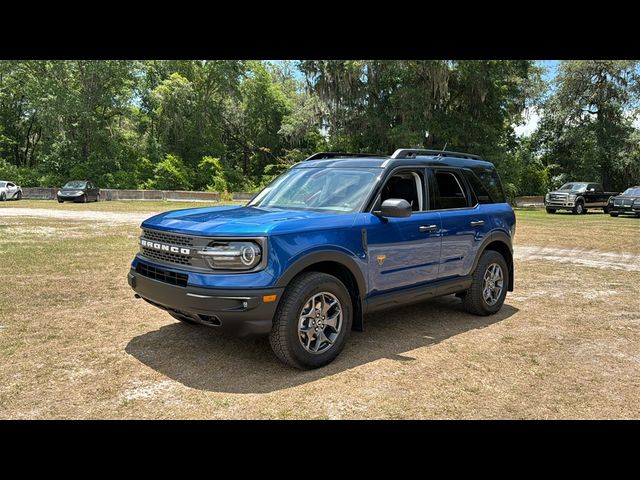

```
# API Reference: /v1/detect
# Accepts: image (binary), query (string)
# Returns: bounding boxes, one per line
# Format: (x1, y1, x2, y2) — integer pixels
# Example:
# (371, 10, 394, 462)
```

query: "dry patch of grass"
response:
(0, 209, 639, 418)
(515, 208, 640, 254)
(0, 199, 243, 214)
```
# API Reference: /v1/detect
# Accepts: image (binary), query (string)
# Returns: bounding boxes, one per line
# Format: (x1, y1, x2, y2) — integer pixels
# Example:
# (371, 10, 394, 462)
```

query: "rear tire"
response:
(16, 191, 22, 200)
(95, 193, 100, 202)
(58, 199, 64, 203)
(461, 250, 509, 316)
(269, 272, 353, 370)
(545, 207, 556, 214)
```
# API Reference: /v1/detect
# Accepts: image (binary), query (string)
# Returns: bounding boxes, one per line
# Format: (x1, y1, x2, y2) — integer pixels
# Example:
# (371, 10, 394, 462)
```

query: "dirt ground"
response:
(0, 201, 638, 419)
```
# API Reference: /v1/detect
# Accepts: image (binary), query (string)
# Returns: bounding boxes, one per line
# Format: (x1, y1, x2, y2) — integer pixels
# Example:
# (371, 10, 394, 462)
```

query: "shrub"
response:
(147, 154, 192, 191)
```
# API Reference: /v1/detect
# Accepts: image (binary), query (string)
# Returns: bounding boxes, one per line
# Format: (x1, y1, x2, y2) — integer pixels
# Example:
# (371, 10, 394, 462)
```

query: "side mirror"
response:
(588, 188, 595, 192)
(378, 198, 412, 218)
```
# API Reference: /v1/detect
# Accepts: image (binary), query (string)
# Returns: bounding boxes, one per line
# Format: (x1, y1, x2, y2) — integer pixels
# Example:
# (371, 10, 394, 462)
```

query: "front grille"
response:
(136, 262, 188, 287)
(550, 194, 567, 201)
(615, 199, 632, 207)
(141, 247, 192, 265)
(142, 229, 193, 247)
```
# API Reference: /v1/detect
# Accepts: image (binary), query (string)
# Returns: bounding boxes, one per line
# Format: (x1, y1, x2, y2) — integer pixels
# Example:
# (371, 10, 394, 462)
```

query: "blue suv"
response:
(128, 149, 516, 369)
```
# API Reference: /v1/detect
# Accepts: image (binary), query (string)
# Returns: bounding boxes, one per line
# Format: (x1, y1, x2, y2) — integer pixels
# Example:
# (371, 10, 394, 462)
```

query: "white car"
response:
(0, 181, 22, 201)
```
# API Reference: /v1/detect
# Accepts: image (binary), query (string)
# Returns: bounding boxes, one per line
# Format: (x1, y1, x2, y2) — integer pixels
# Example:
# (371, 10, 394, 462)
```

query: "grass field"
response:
(0, 201, 638, 418)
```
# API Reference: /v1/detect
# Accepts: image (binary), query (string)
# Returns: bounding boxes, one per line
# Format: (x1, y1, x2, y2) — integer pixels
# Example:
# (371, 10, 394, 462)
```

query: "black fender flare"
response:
(470, 231, 514, 291)
(275, 249, 367, 300)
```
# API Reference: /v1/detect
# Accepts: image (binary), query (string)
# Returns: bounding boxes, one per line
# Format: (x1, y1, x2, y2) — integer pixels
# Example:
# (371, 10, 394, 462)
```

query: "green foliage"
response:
(1, 60, 638, 196)
(146, 154, 192, 191)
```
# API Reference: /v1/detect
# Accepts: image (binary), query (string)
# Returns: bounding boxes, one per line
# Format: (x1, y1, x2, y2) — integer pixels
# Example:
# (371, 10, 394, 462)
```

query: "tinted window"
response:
(379, 170, 425, 211)
(433, 171, 469, 210)
(463, 169, 491, 204)
(471, 166, 506, 203)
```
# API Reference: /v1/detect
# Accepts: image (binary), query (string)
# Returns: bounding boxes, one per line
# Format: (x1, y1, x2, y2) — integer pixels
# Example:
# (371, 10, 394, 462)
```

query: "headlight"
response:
(609, 197, 615, 204)
(198, 241, 263, 270)
(568, 194, 577, 201)
(57, 190, 62, 195)
(545, 193, 550, 201)
(633, 199, 640, 205)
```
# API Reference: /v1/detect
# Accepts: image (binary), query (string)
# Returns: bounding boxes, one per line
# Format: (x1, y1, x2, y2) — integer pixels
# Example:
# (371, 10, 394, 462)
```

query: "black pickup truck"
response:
(544, 182, 618, 214)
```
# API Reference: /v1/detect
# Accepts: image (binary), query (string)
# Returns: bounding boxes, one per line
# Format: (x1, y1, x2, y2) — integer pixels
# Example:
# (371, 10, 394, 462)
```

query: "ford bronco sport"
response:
(128, 149, 516, 369)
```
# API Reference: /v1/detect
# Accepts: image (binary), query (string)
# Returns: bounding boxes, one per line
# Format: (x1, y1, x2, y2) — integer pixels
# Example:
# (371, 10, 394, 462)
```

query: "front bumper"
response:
(128, 268, 284, 336)
(545, 200, 575, 209)
(57, 194, 85, 201)
(610, 205, 639, 215)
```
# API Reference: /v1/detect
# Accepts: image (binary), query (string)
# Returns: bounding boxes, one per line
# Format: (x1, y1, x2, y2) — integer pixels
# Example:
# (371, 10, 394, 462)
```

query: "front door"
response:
(364, 168, 442, 295)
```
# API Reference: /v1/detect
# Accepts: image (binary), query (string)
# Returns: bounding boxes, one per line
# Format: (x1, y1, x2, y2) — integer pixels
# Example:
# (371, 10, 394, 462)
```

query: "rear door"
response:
(365, 168, 442, 295)
(428, 168, 492, 279)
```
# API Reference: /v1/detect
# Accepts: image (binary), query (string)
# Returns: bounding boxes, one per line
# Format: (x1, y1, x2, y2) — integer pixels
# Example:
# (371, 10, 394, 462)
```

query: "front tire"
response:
(573, 201, 585, 214)
(545, 207, 556, 214)
(461, 250, 509, 316)
(0, 193, 5, 201)
(610, 212, 619, 217)
(269, 272, 353, 369)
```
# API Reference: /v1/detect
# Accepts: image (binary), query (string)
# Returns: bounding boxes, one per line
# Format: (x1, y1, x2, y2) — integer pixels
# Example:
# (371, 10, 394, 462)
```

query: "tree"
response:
(535, 60, 640, 191)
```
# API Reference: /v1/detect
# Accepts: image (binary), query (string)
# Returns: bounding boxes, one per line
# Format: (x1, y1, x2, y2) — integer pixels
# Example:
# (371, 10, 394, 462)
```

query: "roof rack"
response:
(390, 148, 482, 160)
(304, 152, 386, 161)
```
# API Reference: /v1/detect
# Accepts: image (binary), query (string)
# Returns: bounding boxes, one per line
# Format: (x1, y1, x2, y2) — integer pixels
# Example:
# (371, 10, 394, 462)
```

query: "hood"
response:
(614, 194, 640, 201)
(141, 205, 358, 236)
(548, 189, 581, 195)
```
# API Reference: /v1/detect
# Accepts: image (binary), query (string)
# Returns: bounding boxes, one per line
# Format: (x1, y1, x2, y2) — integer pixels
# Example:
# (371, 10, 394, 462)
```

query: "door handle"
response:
(470, 220, 485, 227)
(419, 225, 438, 232)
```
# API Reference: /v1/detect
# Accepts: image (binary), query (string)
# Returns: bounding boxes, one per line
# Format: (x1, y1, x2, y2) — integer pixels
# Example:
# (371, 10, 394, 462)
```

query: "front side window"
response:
(376, 170, 425, 212)
(249, 167, 381, 213)
(433, 171, 469, 210)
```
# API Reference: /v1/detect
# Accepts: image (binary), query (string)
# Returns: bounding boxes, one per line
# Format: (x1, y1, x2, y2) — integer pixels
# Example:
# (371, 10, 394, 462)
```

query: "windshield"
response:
(63, 181, 87, 189)
(622, 187, 640, 196)
(248, 167, 381, 212)
(559, 183, 588, 191)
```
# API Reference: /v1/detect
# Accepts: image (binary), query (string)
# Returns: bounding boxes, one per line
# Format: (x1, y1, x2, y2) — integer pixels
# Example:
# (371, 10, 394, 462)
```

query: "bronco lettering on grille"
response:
(140, 238, 190, 255)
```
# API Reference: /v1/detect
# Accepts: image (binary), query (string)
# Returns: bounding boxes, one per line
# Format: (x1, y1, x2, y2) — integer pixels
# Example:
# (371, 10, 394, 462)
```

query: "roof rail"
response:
(390, 148, 482, 160)
(304, 152, 386, 161)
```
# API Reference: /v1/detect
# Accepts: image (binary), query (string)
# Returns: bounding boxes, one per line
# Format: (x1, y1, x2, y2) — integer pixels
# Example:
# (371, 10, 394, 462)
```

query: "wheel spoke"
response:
(321, 295, 335, 316)
(325, 311, 340, 329)
(313, 330, 327, 352)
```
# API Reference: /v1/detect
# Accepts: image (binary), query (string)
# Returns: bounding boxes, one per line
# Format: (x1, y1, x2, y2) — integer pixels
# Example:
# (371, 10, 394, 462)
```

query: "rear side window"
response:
(470, 166, 506, 203)
(433, 171, 469, 210)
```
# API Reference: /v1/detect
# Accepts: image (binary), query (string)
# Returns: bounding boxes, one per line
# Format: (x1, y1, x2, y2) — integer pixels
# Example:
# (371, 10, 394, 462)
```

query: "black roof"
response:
(296, 155, 495, 170)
